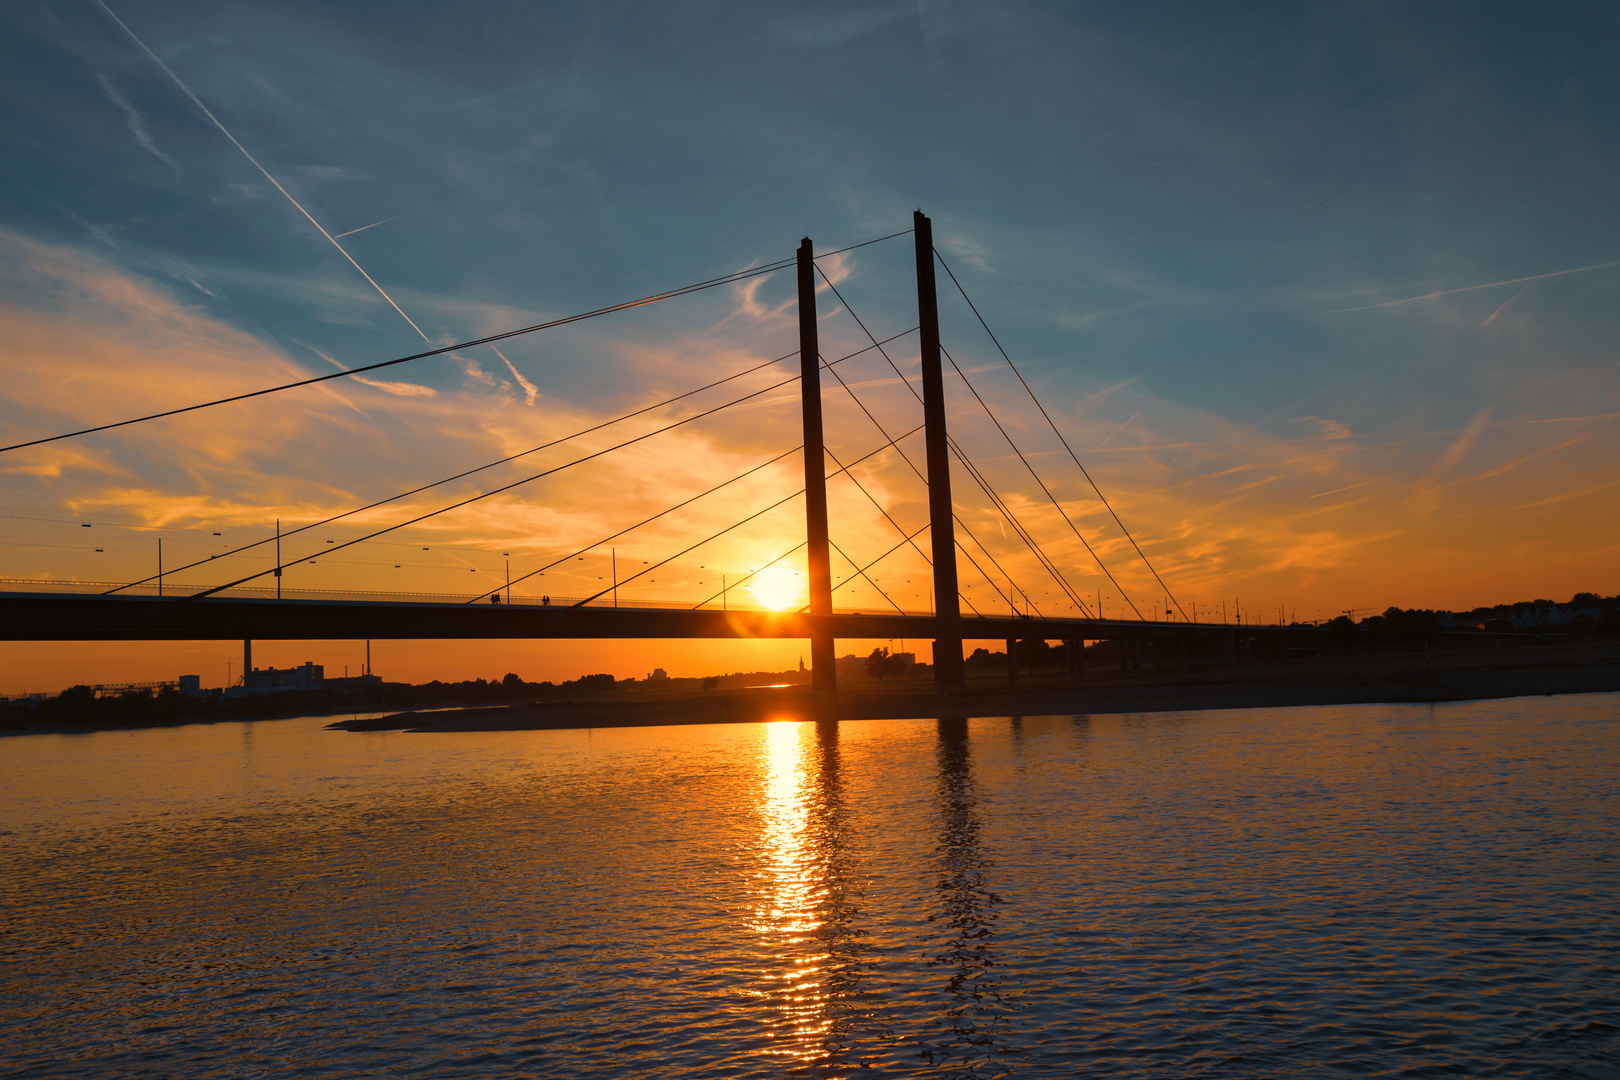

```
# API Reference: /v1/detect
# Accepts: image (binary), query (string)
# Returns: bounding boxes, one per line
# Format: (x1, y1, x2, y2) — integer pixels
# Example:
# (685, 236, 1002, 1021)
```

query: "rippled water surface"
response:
(3, 694, 1618, 1077)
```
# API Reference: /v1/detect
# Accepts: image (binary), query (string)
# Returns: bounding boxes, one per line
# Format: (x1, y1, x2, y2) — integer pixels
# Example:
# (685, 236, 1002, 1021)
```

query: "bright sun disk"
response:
(748, 565, 803, 611)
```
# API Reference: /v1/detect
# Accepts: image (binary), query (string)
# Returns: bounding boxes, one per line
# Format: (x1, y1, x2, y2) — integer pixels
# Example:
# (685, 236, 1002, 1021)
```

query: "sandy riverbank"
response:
(330, 638, 1620, 732)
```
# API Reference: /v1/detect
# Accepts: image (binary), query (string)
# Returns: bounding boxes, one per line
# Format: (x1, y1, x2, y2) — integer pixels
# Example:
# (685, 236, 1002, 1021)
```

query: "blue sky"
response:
(2, 1, 1617, 684)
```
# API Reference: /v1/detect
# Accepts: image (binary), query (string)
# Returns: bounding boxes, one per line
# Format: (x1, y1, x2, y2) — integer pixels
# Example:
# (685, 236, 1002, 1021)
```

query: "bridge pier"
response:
(1005, 637, 1019, 690)
(1178, 637, 1188, 674)
(1067, 639, 1085, 681)
(243, 638, 251, 686)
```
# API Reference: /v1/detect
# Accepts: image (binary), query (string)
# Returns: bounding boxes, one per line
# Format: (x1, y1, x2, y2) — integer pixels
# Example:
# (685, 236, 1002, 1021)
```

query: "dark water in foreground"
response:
(2, 695, 1618, 1078)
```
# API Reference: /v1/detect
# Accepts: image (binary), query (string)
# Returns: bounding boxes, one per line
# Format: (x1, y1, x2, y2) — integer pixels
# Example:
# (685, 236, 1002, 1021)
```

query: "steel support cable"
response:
(828, 537, 908, 615)
(812, 333, 1035, 614)
(464, 445, 803, 604)
(820, 440, 986, 619)
(823, 524, 930, 610)
(946, 447, 1084, 620)
(488, 410, 924, 606)
(178, 369, 811, 602)
(814, 268, 1080, 616)
(940, 343, 1131, 619)
(818, 350, 1037, 619)
(0, 229, 915, 456)
(111, 330, 916, 596)
(573, 420, 941, 611)
(934, 249, 1189, 622)
(4, 263, 783, 455)
(570, 490, 806, 607)
(690, 542, 806, 610)
(107, 348, 803, 594)
(936, 427, 1091, 619)
(813, 270, 1078, 618)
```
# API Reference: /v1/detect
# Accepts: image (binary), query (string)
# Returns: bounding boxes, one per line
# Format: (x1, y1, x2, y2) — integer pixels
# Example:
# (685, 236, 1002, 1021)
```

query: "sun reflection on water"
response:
(751, 720, 831, 1064)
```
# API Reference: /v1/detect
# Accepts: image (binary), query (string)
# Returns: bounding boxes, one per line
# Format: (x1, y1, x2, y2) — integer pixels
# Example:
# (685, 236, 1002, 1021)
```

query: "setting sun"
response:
(748, 565, 804, 611)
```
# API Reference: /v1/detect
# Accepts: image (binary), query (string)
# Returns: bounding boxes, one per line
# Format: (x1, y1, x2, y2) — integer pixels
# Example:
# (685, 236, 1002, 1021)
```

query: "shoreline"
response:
(332, 640, 1620, 733)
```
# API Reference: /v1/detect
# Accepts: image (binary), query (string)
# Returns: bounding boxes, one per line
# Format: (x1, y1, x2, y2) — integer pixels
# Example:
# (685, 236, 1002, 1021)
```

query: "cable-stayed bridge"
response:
(0, 212, 1293, 694)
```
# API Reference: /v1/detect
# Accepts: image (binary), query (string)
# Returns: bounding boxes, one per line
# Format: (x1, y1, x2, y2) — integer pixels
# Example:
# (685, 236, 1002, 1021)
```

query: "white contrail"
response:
(94, 0, 430, 343)
(1323, 258, 1620, 314)
(1307, 474, 1395, 500)
(333, 215, 405, 239)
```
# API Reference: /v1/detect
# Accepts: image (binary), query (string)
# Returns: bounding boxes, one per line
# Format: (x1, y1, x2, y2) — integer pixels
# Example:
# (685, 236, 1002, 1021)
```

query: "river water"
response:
(2, 694, 1617, 1078)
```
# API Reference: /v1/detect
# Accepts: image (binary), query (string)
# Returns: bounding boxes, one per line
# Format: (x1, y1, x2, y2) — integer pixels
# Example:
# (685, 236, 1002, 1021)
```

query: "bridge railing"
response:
(0, 577, 943, 617)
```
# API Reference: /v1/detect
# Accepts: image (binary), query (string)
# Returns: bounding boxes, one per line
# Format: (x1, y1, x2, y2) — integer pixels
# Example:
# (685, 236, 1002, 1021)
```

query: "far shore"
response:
(330, 638, 1620, 733)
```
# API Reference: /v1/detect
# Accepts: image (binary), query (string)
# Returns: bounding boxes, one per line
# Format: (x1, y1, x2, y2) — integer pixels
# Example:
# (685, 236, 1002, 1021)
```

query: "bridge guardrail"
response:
(0, 577, 945, 617)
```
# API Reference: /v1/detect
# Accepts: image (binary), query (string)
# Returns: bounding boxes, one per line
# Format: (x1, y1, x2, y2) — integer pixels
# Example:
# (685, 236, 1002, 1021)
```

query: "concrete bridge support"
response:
(1005, 637, 1019, 690)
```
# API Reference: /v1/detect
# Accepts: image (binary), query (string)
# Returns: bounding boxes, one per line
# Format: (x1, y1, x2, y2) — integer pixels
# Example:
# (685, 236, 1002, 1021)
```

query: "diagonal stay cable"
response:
(813, 268, 1084, 617)
(111, 329, 917, 596)
(939, 433, 1089, 618)
(818, 349, 1041, 618)
(690, 542, 806, 610)
(465, 445, 803, 603)
(934, 248, 1188, 622)
(485, 402, 923, 606)
(828, 537, 908, 615)
(570, 490, 805, 607)
(941, 343, 1140, 620)
(180, 372, 806, 601)
(809, 523, 930, 611)
(822, 438, 985, 618)
(563, 417, 928, 609)
(3, 262, 785, 455)
(814, 267, 1081, 615)
(107, 349, 802, 593)
(0, 229, 914, 456)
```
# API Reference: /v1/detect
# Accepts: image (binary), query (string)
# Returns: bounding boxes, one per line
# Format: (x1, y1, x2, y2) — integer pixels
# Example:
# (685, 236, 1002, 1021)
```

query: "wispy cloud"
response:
(1418, 407, 1494, 488)
(491, 345, 539, 405)
(93, 73, 177, 172)
(298, 340, 437, 398)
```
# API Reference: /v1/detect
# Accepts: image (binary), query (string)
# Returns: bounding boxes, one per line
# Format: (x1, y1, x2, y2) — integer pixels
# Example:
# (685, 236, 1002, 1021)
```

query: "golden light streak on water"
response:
(750, 720, 832, 1064)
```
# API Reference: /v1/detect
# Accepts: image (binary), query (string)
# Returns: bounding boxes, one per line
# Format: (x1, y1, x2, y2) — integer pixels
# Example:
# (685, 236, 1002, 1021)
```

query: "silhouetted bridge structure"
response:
(1, 212, 1299, 693)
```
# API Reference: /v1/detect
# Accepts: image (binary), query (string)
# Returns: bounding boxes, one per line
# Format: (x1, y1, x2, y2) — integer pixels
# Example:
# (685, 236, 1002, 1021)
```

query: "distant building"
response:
(231, 662, 323, 696)
(835, 654, 868, 680)
(646, 667, 669, 681)
(176, 674, 216, 698)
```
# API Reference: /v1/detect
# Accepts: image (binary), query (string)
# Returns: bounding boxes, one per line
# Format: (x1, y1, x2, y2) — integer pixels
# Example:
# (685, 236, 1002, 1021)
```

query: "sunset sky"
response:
(2, 2, 1617, 690)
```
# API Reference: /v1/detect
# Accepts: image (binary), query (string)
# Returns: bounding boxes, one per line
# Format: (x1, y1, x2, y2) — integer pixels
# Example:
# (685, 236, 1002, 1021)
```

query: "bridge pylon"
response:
(914, 211, 965, 693)
(797, 238, 836, 693)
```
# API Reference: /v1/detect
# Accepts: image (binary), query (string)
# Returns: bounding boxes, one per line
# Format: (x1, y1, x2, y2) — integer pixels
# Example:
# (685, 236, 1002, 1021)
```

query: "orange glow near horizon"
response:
(1, 227, 1618, 700)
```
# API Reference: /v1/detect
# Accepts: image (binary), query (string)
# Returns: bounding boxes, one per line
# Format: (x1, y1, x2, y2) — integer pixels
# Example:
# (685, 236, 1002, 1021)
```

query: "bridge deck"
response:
(0, 587, 1262, 642)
